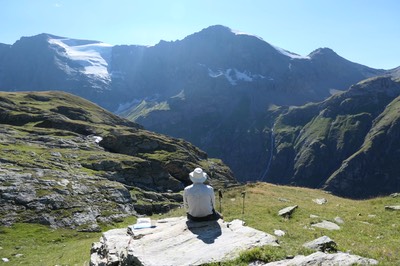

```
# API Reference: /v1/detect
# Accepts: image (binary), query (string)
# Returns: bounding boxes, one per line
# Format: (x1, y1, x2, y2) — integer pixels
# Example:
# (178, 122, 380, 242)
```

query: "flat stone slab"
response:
(385, 205, 400, 211)
(311, 220, 341, 230)
(90, 216, 278, 266)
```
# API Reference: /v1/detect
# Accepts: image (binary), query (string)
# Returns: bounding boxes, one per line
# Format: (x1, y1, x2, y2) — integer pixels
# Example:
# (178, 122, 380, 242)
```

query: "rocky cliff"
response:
(0, 91, 237, 230)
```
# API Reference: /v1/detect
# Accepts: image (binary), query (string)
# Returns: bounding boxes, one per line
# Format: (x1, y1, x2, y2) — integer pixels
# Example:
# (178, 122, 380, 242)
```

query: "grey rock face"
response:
(90, 216, 278, 266)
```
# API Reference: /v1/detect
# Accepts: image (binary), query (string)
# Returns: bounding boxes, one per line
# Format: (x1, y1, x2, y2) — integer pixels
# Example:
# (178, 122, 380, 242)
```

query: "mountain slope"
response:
(268, 77, 400, 198)
(0, 91, 236, 230)
(325, 83, 400, 197)
(0, 25, 396, 183)
(116, 25, 388, 181)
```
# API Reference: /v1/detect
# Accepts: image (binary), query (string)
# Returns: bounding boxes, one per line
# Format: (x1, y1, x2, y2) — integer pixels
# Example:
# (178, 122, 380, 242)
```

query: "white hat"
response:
(189, 168, 208, 183)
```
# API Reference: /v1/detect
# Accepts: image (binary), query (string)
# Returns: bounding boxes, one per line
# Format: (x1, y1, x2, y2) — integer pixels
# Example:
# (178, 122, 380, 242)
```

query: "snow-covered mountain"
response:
(0, 25, 395, 181)
(0, 34, 113, 107)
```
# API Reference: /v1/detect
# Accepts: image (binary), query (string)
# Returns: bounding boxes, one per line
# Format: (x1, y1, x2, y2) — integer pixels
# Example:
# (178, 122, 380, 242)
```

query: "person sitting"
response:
(183, 167, 222, 222)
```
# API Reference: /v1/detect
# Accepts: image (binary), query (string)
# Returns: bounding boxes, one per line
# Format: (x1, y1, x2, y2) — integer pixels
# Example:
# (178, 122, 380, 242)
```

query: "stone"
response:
(254, 251, 378, 265)
(303, 236, 337, 252)
(390, 193, 400, 198)
(2, 258, 9, 262)
(90, 216, 278, 266)
(278, 205, 298, 218)
(311, 220, 341, 230)
(274, 230, 285, 237)
(334, 216, 344, 224)
(312, 198, 327, 205)
(278, 198, 290, 202)
(385, 205, 400, 211)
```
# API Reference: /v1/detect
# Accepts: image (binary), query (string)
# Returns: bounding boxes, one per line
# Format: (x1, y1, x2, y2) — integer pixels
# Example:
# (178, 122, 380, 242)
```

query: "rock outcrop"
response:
(90, 217, 278, 266)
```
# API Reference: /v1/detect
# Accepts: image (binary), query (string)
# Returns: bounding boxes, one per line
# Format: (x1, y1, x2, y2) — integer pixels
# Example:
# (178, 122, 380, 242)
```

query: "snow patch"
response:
(329, 89, 344, 95)
(87, 135, 103, 144)
(48, 37, 113, 81)
(208, 67, 267, 85)
(231, 29, 264, 41)
(273, 45, 310, 60)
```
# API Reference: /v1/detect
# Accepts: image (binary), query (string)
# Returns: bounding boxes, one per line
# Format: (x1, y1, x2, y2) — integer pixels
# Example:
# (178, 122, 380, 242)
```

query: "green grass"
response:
(0, 223, 98, 266)
(1, 183, 399, 265)
(123, 100, 170, 121)
(0, 217, 137, 266)
(162, 183, 400, 265)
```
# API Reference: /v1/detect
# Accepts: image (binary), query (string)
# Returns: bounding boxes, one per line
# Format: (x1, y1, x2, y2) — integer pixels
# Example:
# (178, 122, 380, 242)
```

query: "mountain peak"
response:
(201, 25, 232, 33)
(190, 25, 235, 39)
(18, 33, 63, 43)
(199, 25, 265, 41)
(309, 47, 338, 58)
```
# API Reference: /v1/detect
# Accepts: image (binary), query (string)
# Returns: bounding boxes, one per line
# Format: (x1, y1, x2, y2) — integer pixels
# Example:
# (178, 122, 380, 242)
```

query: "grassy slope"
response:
(2, 183, 399, 265)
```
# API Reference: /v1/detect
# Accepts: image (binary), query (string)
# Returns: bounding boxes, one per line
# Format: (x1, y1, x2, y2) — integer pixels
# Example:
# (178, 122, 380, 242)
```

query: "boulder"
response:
(278, 205, 298, 218)
(303, 236, 337, 252)
(90, 216, 278, 266)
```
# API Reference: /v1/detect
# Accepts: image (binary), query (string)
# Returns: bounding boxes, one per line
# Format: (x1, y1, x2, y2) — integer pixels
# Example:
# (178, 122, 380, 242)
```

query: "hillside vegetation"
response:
(268, 77, 400, 198)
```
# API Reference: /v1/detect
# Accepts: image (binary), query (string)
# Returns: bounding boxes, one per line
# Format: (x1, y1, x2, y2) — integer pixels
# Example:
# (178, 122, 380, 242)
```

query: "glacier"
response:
(48, 37, 113, 82)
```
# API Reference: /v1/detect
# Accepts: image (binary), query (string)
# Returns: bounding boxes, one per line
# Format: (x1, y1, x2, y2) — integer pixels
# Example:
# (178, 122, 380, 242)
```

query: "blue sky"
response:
(1, 0, 399, 69)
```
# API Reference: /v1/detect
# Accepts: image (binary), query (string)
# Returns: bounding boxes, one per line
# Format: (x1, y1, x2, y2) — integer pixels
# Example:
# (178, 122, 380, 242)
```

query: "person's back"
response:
(184, 183, 214, 217)
(183, 168, 222, 222)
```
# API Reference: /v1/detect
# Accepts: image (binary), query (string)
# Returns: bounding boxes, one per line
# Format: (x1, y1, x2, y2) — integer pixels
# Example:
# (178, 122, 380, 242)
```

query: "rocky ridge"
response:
(0, 91, 237, 230)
